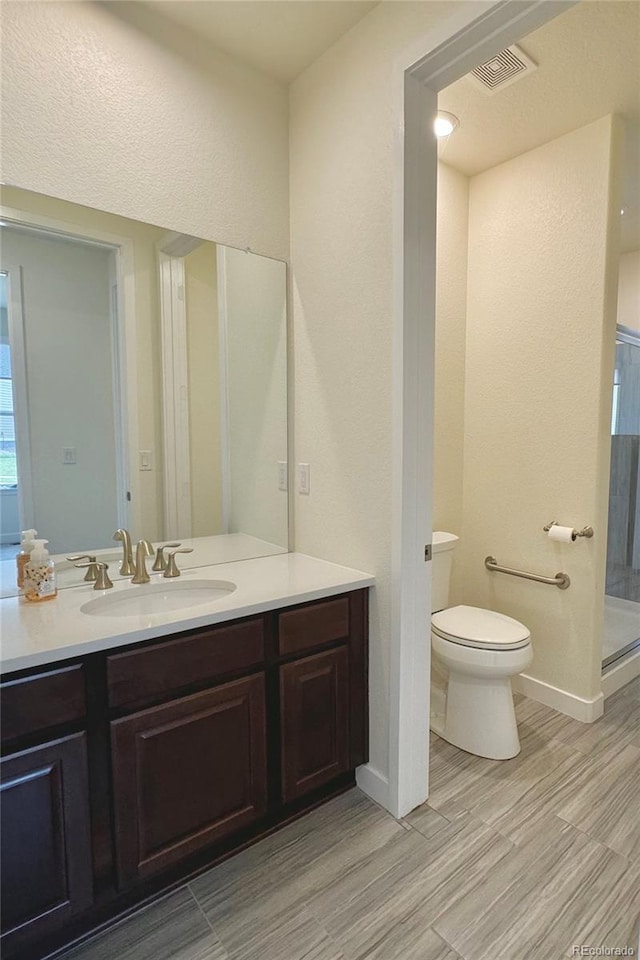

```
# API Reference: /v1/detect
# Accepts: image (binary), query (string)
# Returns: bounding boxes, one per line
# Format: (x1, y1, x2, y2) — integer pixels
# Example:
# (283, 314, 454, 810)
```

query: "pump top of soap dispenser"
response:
(20, 529, 38, 552)
(30, 540, 50, 564)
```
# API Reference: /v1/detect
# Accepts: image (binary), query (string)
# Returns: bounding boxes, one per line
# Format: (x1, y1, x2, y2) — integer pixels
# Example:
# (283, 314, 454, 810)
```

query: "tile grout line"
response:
(187, 881, 229, 952)
(430, 925, 468, 960)
(302, 901, 348, 959)
(553, 813, 639, 865)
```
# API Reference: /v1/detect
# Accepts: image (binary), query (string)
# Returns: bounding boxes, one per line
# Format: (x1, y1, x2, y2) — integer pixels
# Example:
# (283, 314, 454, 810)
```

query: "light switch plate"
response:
(139, 450, 153, 471)
(297, 463, 310, 495)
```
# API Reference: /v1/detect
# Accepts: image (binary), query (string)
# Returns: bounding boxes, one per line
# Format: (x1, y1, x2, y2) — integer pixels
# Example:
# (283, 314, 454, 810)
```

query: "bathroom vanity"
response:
(0, 553, 372, 960)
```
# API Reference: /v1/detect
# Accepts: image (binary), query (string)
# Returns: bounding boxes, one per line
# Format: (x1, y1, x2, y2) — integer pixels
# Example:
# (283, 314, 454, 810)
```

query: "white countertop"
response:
(0, 552, 374, 674)
(0, 533, 288, 599)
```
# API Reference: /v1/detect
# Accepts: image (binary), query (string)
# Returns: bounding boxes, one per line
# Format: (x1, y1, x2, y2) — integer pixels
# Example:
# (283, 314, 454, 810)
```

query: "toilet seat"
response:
(431, 605, 530, 651)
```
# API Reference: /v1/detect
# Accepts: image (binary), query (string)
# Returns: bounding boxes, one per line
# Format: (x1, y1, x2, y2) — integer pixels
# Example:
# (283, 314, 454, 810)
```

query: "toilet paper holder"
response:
(543, 521, 594, 540)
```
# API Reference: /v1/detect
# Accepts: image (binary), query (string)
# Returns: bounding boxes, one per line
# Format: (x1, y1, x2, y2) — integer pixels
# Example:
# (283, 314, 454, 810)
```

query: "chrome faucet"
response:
(113, 529, 135, 577)
(131, 540, 154, 584)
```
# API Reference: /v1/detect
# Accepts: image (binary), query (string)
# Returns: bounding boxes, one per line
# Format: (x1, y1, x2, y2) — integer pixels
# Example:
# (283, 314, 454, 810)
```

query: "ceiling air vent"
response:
(467, 44, 537, 95)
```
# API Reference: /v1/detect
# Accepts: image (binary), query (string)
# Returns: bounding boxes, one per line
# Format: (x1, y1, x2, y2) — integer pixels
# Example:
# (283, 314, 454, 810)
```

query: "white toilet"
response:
(430, 532, 533, 760)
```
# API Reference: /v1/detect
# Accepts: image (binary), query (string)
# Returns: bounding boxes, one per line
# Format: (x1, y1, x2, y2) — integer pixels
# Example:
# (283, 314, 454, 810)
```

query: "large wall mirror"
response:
(0, 186, 288, 595)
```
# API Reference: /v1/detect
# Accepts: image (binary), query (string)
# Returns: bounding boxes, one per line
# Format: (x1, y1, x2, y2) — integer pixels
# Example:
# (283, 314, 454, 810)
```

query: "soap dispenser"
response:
(16, 529, 38, 589)
(23, 539, 57, 602)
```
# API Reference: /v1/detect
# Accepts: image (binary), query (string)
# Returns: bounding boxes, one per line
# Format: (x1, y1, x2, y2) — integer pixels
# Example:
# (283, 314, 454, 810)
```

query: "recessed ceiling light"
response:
(434, 111, 459, 138)
(620, 208, 625, 216)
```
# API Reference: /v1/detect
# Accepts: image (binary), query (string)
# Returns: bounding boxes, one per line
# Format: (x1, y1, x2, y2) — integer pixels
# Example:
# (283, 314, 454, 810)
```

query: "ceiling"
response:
(437, 1, 640, 251)
(136, 1, 638, 250)
(142, 0, 378, 83)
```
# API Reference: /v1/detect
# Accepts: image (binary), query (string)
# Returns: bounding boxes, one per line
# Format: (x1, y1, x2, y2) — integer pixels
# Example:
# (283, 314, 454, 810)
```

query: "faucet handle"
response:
(73, 560, 113, 590)
(68, 554, 98, 582)
(164, 548, 194, 579)
(152, 543, 181, 572)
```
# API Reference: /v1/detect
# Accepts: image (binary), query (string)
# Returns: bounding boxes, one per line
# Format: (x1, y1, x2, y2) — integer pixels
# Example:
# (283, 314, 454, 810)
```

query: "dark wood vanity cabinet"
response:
(0, 588, 368, 959)
(1, 734, 93, 955)
(111, 674, 268, 885)
(1, 734, 93, 948)
(281, 647, 350, 802)
(0, 665, 93, 955)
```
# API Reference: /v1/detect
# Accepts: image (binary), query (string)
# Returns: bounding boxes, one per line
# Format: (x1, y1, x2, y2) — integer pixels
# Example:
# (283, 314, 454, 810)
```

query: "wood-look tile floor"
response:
(62, 679, 640, 960)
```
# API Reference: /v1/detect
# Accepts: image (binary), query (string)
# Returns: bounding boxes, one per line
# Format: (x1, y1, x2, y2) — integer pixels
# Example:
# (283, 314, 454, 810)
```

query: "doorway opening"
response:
(0, 270, 29, 557)
(0, 218, 132, 555)
(390, 0, 604, 818)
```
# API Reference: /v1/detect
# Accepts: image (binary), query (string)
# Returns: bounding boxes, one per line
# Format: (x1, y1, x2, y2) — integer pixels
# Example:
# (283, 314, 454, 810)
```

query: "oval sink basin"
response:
(81, 579, 236, 618)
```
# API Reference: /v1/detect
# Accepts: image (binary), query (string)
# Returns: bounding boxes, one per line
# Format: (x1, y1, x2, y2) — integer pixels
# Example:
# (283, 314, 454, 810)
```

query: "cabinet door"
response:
(111, 674, 267, 885)
(1, 734, 93, 951)
(280, 647, 349, 802)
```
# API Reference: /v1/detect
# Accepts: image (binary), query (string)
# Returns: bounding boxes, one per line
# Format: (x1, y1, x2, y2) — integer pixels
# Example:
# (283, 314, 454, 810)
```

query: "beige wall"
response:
(184, 243, 223, 537)
(290, 1, 465, 782)
(0, 1, 289, 261)
(454, 116, 621, 703)
(617, 250, 640, 331)
(433, 162, 469, 556)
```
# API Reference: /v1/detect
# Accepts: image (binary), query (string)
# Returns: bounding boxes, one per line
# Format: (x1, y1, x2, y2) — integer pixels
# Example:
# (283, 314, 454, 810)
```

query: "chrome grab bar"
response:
(484, 556, 570, 590)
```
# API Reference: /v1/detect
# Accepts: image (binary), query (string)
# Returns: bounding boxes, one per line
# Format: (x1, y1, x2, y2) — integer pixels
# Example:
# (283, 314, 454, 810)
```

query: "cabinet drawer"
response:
(278, 596, 350, 656)
(107, 617, 265, 710)
(1, 665, 86, 744)
(111, 674, 267, 885)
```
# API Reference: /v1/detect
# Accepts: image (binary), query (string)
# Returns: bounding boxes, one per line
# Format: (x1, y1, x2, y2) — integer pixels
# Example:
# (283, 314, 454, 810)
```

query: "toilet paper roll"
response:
(548, 524, 575, 543)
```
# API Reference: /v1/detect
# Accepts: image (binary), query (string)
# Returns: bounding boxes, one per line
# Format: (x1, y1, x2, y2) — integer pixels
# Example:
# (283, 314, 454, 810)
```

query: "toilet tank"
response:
(431, 531, 459, 612)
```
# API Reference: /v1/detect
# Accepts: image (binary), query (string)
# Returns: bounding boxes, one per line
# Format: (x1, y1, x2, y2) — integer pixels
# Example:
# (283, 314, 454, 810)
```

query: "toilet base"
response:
(440, 672, 521, 760)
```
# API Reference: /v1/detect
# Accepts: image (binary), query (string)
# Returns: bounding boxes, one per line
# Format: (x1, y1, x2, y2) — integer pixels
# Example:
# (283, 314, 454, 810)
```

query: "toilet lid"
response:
(432, 605, 530, 649)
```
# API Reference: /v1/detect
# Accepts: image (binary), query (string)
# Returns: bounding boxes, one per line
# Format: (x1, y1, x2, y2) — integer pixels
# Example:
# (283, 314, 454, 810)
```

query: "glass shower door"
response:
(604, 326, 640, 668)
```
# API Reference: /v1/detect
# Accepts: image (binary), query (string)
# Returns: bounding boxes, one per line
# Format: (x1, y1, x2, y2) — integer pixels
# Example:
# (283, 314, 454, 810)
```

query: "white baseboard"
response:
(602, 648, 640, 699)
(512, 673, 604, 723)
(356, 763, 390, 811)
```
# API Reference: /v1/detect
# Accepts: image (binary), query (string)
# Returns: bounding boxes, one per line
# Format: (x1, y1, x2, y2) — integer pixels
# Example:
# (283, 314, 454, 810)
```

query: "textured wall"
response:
(290, 0, 466, 784)
(458, 116, 620, 703)
(433, 162, 469, 564)
(0, 1, 289, 261)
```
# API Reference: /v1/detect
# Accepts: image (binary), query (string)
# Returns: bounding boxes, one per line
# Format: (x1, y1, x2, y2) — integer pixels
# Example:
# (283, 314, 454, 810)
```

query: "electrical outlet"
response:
(63, 447, 77, 465)
(297, 463, 310, 495)
(278, 461, 288, 491)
